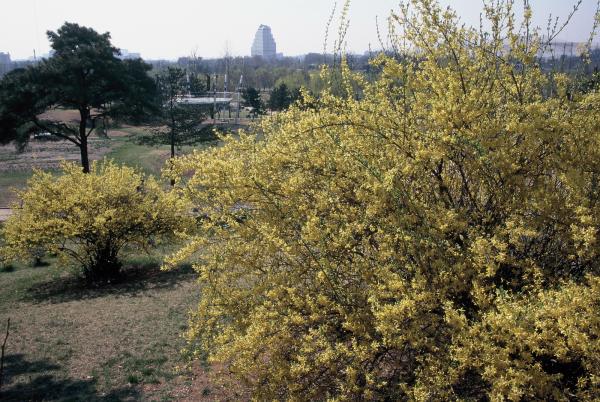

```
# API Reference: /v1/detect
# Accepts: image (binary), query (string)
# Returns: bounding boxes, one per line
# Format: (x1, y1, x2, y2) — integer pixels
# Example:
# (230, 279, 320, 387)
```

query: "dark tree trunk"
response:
(170, 122, 175, 159)
(79, 135, 90, 173)
(84, 243, 122, 284)
(170, 116, 176, 186)
(79, 109, 90, 173)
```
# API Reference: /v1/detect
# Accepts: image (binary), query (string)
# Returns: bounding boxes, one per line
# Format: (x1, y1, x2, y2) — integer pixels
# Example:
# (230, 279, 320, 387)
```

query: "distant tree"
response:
(158, 67, 186, 160)
(275, 70, 311, 91)
(303, 52, 329, 67)
(114, 58, 158, 125)
(0, 23, 157, 173)
(188, 73, 207, 96)
(156, 67, 207, 163)
(268, 83, 292, 111)
(289, 87, 302, 104)
(0, 69, 37, 151)
(242, 87, 265, 118)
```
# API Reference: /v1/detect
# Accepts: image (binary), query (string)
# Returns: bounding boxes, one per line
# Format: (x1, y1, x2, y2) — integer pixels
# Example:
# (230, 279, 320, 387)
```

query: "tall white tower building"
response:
(251, 25, 277, 58)
(0, 52, 11, 64)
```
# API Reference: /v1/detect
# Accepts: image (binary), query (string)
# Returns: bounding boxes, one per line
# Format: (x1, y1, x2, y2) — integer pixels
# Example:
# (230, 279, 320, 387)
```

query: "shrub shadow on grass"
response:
(0, 264, 15, 273)
(0, 353, 139, 402)
(24, 260, 196, 305)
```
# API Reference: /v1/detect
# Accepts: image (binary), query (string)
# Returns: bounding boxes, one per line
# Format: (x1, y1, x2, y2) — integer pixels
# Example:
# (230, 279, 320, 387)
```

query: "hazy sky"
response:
(1, 0, 598, 60)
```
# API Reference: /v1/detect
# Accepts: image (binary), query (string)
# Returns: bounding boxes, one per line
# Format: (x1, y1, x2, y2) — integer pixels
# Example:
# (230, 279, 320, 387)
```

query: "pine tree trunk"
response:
(170, 116, 176, 186)
(79, 135, 90, 174)
(79, 109, 90, 173)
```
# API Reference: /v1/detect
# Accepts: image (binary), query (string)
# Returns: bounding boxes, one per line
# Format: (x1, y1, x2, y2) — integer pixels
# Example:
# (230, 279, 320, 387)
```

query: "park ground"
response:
(0, 123, 248, 400)
(0, 253, 246, 401)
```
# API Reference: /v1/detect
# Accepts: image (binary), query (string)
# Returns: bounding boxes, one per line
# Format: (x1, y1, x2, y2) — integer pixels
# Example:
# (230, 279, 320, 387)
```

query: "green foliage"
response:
(268, 83, 288, 111)
(274, 70, 313, 94)
(577, 67, 600, 94)
(0, 68, 44, 148)
(155, 67, 208, 159)
(167, 1, 600, 399)
(241, 87, 265, 118)
(114, 58, 159, 125)
(268, 83, 300, 111)
(134, 125, 217, 148)
(1, 160, 191, 283)
(188, 72, 207, 96)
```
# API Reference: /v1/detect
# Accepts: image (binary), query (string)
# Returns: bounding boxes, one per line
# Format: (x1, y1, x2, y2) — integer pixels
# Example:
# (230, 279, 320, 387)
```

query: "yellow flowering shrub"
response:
(167, 1, 600, 399)
(1, 160, 190, 282)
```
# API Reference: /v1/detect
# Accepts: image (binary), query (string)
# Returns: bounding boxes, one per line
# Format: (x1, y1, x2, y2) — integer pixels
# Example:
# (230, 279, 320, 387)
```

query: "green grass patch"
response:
(105, 127, 223, 177)
(105, 136, 170, 176)
(0, 170, 34, 207)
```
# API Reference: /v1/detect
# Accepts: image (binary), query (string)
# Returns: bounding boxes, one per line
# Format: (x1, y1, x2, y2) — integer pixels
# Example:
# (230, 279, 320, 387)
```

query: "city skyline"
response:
(1, 0, 599, 60)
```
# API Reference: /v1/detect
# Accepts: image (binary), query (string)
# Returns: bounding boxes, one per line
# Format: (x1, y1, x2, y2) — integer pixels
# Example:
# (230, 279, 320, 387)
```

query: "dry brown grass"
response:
(0, 136, 112, 173)
(39, 109, 81, 123)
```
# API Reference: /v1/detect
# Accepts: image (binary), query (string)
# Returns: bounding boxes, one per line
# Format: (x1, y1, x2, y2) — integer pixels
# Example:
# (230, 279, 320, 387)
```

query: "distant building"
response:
(501, 38, 590, 60)
(251, 25, 277, 58)
(119, 49, 141, 60)
(0, 52, 11, 77)
(538, 41, 585, 59)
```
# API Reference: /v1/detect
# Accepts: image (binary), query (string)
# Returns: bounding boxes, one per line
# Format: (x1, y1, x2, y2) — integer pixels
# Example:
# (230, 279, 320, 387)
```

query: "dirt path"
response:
(0, 208, 12, 222)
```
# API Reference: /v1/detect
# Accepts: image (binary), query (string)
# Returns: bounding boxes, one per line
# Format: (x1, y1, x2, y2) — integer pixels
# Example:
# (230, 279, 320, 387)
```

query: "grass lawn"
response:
(90, 126, 221, 177)
(105, 137, 171, 177)
(107, 127, 222, 177)
(0, 171, 33, 207)
(0, 247, 245, 401)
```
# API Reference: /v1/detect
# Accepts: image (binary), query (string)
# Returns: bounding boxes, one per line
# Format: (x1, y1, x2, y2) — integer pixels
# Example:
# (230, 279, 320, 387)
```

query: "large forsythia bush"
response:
(1, 161, 190, 282)
(167, 1, 600, 399)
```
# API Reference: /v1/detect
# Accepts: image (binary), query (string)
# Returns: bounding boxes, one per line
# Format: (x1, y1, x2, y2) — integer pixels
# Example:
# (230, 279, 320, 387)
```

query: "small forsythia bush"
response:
(166, 1, 600, 400)
(1, 160, 190, 282)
